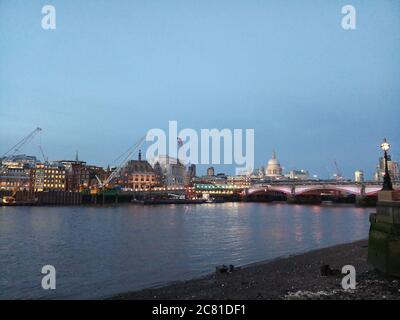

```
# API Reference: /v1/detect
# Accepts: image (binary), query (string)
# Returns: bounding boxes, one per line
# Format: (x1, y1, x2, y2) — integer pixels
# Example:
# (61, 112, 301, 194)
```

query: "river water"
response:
(0, 202, 371, 299)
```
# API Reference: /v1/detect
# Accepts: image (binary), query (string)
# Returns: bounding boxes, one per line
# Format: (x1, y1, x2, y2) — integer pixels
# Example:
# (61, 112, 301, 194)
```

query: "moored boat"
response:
(143, 198, 206, 205)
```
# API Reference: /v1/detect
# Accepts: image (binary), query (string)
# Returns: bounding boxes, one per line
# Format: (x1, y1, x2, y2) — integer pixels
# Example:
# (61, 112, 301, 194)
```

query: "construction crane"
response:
(1, 127, 43, 175)
(1, 127, 43, 204)
(39, 145, 48, 163)
(2, 127, 42, 159)
(2, 189, 18, 205)
(1, 175, 38, 205)
(2, 182, 24, 205)
(38, 130, 48, 163)
(96, 135, 146, 191)
(333, 160, 344, 181)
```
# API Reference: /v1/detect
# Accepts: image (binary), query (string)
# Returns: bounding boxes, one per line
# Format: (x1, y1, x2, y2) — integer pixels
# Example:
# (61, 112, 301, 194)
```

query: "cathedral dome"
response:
(267, 158, 280, 166)
(265, 150, 283, 178)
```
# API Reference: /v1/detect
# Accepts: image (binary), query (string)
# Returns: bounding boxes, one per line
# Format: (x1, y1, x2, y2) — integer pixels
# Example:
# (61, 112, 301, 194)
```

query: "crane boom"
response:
(1, 127, 43, 176)
(2, 127, 42, 158)
(102, 135, 146, 187)
(39, 145, 48, 163)
(334, 160, 343, 181)
(95, 175, 103, 188)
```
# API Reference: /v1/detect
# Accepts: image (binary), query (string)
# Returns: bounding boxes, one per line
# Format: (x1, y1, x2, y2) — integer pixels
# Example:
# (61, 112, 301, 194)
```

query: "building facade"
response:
(0, 154, 37, 168)
(0, 155, 36, 190)
(287, 169, 309, 180)
(184, 164, 197, 185)
(150, 155, 186, 188)
(355, 170, 364, 183)
(374, 156, 400, 182)
(119, 152, 157, 190)
(0, 164, 31, 190)
(31, 163, 66, 192)
(86, 165, 108, 188)
(193, 173, 227, 185)
(152, 161, 164, 187)
(227, 175, 251, 188)
(59, 160, 90, 191)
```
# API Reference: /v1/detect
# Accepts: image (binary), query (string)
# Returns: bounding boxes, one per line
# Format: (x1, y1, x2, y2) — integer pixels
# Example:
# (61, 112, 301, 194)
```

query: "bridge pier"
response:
(356, 195, 377, 207)
(286, 195, 296, 204)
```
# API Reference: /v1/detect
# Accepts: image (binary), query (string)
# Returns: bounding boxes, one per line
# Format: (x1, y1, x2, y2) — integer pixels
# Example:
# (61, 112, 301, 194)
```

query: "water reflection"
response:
(0, 203, 370, 299)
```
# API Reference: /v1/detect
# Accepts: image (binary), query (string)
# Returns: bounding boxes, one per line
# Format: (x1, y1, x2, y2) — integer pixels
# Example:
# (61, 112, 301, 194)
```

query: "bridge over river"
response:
(244, 181, 400, 205)
(246, 182, 386, 196)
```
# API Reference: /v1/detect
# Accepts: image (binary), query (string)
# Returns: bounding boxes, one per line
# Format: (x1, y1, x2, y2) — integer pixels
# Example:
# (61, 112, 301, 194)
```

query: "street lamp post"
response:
(380, 138, 393, 191)
(368, 139, 400, 277)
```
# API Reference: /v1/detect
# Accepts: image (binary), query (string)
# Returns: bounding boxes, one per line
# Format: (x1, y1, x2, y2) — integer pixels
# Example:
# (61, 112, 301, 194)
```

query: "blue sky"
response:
(0, 0, 399, 178)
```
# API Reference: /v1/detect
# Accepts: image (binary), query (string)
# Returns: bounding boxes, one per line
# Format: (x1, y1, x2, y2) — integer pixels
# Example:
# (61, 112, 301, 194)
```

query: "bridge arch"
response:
(247, 185, 291, 196)
(295, 185, 361, 196)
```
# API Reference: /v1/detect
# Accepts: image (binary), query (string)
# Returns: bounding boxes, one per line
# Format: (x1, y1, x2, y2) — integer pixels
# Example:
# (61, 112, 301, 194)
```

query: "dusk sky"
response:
(1, 0, 399, 178)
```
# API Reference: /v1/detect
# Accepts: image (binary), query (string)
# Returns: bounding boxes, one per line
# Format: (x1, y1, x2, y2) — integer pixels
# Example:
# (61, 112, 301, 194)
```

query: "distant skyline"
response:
(1, 0, 399, 178)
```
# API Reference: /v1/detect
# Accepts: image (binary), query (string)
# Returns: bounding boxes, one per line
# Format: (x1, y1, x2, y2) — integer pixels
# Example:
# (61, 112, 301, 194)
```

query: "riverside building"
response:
(31, 163, 66, 192)
(119, 151, 157, 191)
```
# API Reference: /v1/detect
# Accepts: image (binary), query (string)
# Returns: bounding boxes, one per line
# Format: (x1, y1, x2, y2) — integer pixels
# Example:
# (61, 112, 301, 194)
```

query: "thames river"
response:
(0, 203, 371, 299)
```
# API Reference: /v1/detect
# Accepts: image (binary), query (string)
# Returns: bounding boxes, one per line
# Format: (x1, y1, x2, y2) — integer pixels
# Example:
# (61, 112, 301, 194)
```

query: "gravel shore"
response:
(112, 240, 400, 300)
